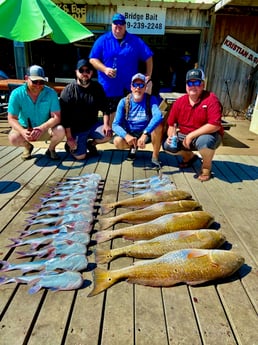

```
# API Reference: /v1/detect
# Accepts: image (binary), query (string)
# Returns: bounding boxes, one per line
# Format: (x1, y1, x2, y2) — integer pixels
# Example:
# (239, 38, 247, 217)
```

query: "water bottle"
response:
(112, 57, 117, 78)
(169, 123, 178, 152)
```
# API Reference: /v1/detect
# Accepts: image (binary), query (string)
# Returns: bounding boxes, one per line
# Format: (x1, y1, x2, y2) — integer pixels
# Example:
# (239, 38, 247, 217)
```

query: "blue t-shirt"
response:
(8, 83, 60, 128)
(112, 94, 163, 138)
(89, 31, 153, 97)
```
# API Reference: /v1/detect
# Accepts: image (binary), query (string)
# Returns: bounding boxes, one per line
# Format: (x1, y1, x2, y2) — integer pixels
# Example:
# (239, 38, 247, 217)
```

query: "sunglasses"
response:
(187, 80, 202, 87)
(132, 82, 145, 89)
(79, 68, 91, 74)
(30, 79, 45, 85)
(113, 20, 125, 26)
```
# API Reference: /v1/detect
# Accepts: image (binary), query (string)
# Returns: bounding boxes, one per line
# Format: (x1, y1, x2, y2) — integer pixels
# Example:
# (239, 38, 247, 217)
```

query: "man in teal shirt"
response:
(8, 65, 65, 160)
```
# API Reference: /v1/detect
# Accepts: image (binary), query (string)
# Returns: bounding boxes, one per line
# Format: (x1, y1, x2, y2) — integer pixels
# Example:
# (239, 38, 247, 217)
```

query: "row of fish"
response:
(89, 179, 245, 296)
(0, 173, 102, 293)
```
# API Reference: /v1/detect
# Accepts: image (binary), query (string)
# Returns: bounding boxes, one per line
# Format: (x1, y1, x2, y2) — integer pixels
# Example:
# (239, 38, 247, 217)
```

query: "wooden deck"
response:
(0, 145, 258, 345)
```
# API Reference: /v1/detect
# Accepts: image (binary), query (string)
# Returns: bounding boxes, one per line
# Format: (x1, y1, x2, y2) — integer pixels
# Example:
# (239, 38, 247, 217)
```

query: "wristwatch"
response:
(143, 130, 149, 135)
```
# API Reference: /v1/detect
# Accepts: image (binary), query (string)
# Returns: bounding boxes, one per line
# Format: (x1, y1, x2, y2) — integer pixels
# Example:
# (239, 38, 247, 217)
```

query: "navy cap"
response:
(112, 13, 126, 24)
(27, 65, 45, 81)
(186, 68, 205, 81)
(76, 59, 94, 70)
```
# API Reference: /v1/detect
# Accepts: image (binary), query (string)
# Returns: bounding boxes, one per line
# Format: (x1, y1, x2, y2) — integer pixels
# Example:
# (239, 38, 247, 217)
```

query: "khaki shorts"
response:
(10, 128, 53, 141)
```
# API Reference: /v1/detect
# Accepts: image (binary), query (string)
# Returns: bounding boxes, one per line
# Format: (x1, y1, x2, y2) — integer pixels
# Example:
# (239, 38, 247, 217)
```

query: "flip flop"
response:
(178, 154, 199, 168)
(198, 168, 211, 182)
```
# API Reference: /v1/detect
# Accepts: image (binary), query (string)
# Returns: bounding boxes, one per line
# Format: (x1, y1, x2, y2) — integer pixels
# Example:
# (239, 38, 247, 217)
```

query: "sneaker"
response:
(21, 143, 34, 161)
(45, 149, 60, 160)
(87, 140, 98, 157)
(127, 147, 137, 161)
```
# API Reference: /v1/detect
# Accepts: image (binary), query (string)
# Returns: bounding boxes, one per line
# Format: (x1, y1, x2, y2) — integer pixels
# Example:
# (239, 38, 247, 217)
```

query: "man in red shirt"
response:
(164, 68, 224, 182)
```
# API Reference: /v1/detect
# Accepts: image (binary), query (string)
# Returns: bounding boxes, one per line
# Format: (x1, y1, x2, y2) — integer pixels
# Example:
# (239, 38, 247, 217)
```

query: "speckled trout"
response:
(98, 200, 201, 230)
(88, 249, 244, 296)
(96, 211, 214, 243)
(100, 190, 192, 215)
(95, 230, 226, 264)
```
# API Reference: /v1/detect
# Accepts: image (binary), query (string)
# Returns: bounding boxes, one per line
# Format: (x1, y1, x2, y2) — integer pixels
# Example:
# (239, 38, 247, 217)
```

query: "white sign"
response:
(222, 35, 258, 68)
(117, 6, 166, 35)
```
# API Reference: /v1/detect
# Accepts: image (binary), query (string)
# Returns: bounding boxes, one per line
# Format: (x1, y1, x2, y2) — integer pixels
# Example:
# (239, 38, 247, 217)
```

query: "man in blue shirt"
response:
(8, 65, 65, 160)
(112, 73, 163, 169)
(89, 13, 153, 123)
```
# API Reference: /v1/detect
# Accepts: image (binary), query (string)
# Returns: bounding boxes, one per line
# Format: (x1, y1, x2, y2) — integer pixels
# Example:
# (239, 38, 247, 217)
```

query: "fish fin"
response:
(100, 204, 114, 215)
(98, 218, 115, 230)
(88, 267, 117, 297)
(95, 248, 113, 264)
(28, 284, 42, 294)
(187, 249, 209, 259)
(95, 230, 116, 243)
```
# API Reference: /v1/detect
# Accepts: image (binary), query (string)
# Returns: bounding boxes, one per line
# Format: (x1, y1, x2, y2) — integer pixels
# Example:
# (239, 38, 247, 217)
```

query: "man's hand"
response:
(125, 134, 137, 147)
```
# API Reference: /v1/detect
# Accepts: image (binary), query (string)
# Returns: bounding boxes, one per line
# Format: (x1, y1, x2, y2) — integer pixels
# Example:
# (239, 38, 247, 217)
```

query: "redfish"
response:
(95, 230, 226, 264)
(88, 249, 244, 296)
(95, 211, 214, 243)
(100, 190, 192, 215)
(98, 200, 201, 230)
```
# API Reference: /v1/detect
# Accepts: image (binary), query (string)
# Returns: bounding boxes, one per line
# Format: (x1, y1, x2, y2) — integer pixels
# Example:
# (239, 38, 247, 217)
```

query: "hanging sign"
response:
(117, 6, 166, 35)
(222, 35, 258, 68)
(58, 4, 86, 23)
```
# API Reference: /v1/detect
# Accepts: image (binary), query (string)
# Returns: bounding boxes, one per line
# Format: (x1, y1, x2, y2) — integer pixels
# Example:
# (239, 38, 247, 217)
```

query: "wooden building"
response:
(1, 0, 258, 114)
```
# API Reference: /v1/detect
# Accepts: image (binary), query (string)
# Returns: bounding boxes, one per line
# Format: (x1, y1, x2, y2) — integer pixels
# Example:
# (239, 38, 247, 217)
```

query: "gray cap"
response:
(27, 65, 46, 81)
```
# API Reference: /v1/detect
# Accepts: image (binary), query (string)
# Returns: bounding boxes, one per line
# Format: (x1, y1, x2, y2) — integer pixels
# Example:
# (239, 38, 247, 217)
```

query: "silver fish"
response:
(26, 211, 94, 226)
(120, 175, 172, 189)
(64, 173, 102, 182)
(19, 221, 92, 238)
(0, 254, 88, 273)
(28, 204, 94, 219)
(40, 191, 97, 203)
(9, 231, 90, 249)
(124, 184, 176, 195)
(16, 240, 87, 259)
(0, 271, 84, 293)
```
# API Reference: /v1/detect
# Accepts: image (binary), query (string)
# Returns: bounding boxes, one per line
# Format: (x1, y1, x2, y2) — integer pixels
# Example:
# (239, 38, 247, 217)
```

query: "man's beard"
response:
(78, 78, 90, 86)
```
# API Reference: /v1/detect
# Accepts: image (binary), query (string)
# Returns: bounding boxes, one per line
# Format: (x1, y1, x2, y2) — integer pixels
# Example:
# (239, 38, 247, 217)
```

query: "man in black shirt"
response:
(60, 59, 112, 160)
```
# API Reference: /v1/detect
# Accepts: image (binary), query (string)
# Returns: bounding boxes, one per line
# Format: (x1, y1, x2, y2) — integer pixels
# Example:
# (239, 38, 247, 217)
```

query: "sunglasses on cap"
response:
(187, 80, 202, 87)
(132, 82, 145, 89)
(79, 67, 91, 74)
(30, 79, 45, 85)
(113, 20, 125, 26)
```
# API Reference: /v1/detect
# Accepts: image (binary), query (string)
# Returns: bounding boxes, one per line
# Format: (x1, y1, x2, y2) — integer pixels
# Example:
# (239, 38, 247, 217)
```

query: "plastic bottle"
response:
(169, 123, 178, 152)
(112, 57, 117, 78)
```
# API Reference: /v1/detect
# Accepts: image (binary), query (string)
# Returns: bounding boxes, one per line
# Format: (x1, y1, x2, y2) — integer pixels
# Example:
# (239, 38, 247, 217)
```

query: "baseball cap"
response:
(186, 68, 205, 81)
(112, 13, 126, 24)
(76, 58, 94, 71)
(131, 73, 146, 83)
(27, 65, 46, 81)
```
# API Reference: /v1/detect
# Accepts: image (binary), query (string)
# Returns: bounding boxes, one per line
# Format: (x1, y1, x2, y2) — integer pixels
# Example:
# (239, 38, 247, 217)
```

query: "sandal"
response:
(178, 154, 199, 168)
(198, 168, 211, 182)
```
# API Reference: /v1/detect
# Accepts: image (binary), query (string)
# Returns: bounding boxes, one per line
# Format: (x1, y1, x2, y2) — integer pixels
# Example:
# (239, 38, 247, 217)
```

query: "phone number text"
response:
(126, 22, 163, 30)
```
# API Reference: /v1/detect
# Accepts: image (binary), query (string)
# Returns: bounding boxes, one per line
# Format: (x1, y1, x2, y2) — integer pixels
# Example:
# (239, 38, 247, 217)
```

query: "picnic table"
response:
(0, 145, 257, 345)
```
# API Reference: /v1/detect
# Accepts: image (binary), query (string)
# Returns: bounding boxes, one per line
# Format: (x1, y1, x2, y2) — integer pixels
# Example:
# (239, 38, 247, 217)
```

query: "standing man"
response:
(163, 68, 224, 181)
(89, 13, 153, 122)
(8, 65, 65, 161)
(60, 59, 112, 160)
(112, 73, 163, 169)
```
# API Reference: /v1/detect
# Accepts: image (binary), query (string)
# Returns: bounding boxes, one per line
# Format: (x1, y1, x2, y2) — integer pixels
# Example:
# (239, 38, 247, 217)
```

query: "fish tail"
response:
(100, 204, 114, 215)
(16, 251, 31, 258)
(98, 218, 115, 230)
(95, 248, 113, 264)
(95, 230, 116, 243)
(0, 275, 15, 285)
(0, 260, 11, 271)
(6, 238, 22, 248)
(88, 267, 118, 297)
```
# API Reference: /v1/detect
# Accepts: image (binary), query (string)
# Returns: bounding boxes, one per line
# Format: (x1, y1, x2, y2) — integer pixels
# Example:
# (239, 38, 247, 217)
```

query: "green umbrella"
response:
(0, 0, 93, 43)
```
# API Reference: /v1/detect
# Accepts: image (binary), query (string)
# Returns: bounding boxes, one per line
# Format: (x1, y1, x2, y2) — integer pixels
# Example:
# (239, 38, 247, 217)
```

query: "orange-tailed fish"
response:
(100, 190, 192, 215)
(95, 211, 214, 243)
(98, 200, 201, 230)
(95, 229, 226, 264)
(88, 249, 244, 296)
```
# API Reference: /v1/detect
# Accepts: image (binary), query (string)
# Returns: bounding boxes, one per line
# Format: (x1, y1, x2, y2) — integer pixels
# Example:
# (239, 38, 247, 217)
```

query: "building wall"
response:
(207, 14, 258, 113)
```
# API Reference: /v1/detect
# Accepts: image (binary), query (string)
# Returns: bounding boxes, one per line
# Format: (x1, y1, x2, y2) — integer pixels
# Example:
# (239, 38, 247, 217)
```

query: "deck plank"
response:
(0, 148, 258, 345)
